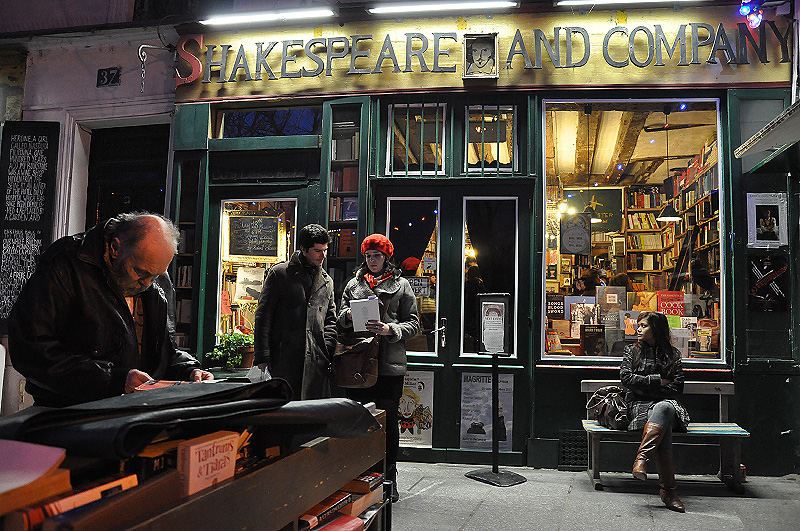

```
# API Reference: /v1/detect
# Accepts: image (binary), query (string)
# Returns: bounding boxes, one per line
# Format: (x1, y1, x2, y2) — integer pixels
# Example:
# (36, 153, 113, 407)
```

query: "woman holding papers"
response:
(337, 233, 421, 503)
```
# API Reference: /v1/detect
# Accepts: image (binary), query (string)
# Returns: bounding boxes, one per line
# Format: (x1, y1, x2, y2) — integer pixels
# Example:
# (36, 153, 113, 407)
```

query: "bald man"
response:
(9, 212, 212, 407)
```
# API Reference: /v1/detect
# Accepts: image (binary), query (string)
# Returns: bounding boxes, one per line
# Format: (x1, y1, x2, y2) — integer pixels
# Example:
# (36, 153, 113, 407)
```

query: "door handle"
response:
(434, 317, 447, 348)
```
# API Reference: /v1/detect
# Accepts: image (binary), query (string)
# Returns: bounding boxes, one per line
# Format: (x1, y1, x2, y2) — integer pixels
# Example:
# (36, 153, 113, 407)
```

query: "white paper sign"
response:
(480, 301, 505, 354)
(350, 296, 380, 332)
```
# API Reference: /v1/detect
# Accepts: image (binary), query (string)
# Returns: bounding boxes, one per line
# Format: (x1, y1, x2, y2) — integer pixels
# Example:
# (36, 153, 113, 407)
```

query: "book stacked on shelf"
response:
(299, 491, 353, 530)
(627, 186, 665, 209)
(329, 196, 358, 222)
(4, 473, 138, 530)
(330, 229, 358, 258)
(330, 166, 359, 192)
(626, 211, 659, 230)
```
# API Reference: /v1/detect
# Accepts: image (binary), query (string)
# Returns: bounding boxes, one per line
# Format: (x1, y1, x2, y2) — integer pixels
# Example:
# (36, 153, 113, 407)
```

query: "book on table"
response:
(177, 431, 240, 496)
(340, 471, 383, 494)
(0, 439, 71, 516)
(4, 473, 137, 530)
(316, 512, 364, 531)
(339, 486, 384, 516)
(298, 491, 353, 530)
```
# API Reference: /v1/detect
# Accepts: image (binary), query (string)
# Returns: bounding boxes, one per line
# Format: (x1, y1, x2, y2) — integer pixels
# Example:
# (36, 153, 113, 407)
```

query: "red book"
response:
(299, 491, 353, 530)
(317, 513, 364, 531)
(657, 291, 684, 316)
(340, 472, 383, 494)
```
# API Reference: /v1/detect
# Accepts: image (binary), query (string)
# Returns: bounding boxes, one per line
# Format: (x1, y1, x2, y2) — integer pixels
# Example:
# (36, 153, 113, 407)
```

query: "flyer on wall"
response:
(398, 371, 434, 448)
(459, 372, 513, 451)
(747, 254, 789, 312)
(480, 301, 505, 353)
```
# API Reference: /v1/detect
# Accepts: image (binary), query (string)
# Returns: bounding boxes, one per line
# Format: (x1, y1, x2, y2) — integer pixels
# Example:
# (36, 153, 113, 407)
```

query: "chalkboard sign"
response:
(224, 214, 286, 263)
(0, 121, 59, 332)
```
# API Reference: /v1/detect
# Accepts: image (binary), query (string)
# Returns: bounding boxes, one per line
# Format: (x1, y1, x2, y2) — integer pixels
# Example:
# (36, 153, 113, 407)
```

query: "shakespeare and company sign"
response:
(175, 6, 792, 102)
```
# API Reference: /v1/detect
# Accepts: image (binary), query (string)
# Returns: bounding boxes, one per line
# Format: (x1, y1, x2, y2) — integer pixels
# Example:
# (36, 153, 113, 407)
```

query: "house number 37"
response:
(96, 67, 121, 87)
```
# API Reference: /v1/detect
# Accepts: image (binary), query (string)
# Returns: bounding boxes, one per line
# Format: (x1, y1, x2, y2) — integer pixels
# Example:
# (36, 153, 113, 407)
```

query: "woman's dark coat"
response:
(254, 251, 337, 399)
(337, 266, 421, 376)
(620, 342, 690, 431)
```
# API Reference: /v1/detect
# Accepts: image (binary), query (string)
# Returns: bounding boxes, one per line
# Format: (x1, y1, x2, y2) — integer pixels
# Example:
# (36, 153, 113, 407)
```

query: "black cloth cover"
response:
(0, 379, 380, 460)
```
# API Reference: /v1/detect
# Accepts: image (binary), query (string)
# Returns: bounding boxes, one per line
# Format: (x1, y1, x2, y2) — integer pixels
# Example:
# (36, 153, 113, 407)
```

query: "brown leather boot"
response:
(632, 422, 667, 481)
(656, 447, 685, 513)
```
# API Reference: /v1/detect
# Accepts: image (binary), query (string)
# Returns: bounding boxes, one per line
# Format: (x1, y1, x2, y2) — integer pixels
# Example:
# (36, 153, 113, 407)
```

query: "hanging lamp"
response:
(657, 105, 681, 222)
(582, 104, 602, 223)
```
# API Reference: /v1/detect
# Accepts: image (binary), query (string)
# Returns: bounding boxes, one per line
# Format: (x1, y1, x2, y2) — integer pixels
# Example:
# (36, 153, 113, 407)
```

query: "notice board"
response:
(223, 213, 286, 263)
(0, 121, 59, 332)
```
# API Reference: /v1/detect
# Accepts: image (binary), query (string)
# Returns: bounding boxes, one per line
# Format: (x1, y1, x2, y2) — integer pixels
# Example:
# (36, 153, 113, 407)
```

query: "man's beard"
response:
(108, 260, 148, 297)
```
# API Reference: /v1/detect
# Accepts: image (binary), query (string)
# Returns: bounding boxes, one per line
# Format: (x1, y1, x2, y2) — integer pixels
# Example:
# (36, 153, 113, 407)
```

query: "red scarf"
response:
(364, 270, 392, 289)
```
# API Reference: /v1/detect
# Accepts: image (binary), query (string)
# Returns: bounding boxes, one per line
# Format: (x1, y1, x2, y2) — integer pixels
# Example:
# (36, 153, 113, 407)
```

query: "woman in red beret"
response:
(337, 233, 421, 503)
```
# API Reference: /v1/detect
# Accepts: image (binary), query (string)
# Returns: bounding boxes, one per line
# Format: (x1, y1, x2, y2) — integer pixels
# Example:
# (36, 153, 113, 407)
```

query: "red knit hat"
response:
(361, 233, 394, 258)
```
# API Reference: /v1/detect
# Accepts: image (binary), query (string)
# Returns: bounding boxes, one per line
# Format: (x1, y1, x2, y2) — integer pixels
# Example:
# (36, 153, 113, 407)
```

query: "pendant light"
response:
(657, 105, 681, 223)
(582, 104, 602, 223)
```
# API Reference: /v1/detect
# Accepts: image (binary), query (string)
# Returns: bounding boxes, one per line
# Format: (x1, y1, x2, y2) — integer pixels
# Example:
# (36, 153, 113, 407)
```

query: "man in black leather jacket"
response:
(9, 212, 213, 407)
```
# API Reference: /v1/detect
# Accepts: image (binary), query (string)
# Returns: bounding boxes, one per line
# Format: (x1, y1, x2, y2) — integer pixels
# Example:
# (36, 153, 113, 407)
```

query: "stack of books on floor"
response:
(297, 471, 385, 530)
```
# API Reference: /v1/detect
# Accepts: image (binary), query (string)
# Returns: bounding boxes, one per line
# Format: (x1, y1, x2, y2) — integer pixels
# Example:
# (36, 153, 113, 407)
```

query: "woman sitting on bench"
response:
(620, 311, 690, 513)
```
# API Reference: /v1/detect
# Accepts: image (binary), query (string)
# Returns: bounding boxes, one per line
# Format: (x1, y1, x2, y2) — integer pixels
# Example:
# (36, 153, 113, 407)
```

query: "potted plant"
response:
(206, 332, 255, 369)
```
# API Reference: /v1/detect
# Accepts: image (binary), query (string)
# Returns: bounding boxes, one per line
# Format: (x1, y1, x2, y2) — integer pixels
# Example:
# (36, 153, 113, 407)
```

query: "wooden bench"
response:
(581, 379, 750, 493)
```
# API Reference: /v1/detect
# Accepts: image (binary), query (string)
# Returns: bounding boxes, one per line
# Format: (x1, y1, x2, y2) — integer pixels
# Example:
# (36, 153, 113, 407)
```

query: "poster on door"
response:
(459, 372, 513, 451)
(398, 371, 434, 448)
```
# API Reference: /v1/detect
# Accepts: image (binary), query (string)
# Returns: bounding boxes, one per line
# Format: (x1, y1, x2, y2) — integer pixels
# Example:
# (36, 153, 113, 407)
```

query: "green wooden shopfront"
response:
(168, 4, 799, 475)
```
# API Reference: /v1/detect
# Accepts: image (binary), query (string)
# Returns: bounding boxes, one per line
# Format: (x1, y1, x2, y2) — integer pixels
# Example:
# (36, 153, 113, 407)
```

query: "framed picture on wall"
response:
(746, 193, 788, 248)
(463, 33, 498, 79)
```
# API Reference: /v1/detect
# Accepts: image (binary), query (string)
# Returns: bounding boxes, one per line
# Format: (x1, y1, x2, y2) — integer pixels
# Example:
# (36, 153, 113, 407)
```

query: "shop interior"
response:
(543, 100, 722, 361)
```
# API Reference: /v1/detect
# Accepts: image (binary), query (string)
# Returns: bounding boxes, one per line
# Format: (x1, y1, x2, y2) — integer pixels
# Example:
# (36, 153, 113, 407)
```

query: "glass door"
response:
(374, 183, 532, 464)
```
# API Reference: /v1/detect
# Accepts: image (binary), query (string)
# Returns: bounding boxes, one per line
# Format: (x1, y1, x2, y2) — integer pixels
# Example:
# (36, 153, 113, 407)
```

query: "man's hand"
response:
(190, 369, 214, 382)
(125, 369, 153, 393)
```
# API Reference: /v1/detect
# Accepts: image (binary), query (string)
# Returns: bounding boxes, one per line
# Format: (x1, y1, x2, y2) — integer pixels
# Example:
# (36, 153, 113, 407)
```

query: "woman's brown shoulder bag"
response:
(331, 295, 389, 388)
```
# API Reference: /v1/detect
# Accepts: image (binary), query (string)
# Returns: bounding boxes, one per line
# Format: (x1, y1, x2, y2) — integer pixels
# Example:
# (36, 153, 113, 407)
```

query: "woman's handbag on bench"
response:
(586, 385, 629, 430)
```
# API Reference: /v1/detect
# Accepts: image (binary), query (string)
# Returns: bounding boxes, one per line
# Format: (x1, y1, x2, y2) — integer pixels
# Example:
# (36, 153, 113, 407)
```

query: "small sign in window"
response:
(96, 67, 121, 88)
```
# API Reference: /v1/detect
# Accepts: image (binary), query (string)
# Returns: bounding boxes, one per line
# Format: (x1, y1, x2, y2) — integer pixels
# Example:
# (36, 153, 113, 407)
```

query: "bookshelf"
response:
(45, 411, 388, 531)
(623, 187, 664, 283)
(327, 104, 363, 301)
(174, 160, 200, 352)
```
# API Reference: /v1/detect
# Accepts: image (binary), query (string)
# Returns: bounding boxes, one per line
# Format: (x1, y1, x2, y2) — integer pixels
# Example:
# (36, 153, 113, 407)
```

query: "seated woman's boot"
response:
(656, 447, 685, 513)
(632, 422, 667, 480)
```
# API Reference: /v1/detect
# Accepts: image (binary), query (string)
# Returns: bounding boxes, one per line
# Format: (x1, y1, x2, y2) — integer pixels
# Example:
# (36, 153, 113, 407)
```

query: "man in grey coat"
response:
(254, 224, 337, 399)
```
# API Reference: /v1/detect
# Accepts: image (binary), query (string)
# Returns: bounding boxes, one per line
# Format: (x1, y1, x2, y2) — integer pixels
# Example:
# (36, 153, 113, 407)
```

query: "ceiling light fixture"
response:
(557, 0, 708, 5)
(582, 104, 602, 224)
(657, 105, 681, 223)
(369, 1, 518, 14)
(200, 8, 336, 25)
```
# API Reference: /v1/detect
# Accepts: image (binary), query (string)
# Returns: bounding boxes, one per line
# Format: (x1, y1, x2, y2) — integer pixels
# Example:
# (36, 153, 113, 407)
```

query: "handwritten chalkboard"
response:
(0, 121, 59, 332)
(228, 215, 280, 259)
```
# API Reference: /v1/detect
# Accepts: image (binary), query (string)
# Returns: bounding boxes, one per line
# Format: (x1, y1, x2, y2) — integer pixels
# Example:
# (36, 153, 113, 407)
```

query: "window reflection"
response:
(387, 199, 439, 353)
(463, 198, 517, 355)
(466, 105, 515, 173)
(220, 107, 322, 138)
(389, 104, 446, 175)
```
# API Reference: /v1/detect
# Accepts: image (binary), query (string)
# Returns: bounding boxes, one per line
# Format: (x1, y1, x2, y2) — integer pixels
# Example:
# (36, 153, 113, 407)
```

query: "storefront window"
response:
(386, 198, 439, 354)
(388, 103, 446, 175)
(465, 105, 516, 173)
(217, 199, 297, 336)
(463, 197, 518, 357)
(542, 99, 723, 363)
(219, 107, 322, 138)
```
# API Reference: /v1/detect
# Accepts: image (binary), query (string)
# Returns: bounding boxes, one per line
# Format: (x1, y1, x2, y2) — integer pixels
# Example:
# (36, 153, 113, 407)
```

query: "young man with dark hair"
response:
(9, 212, 212, 407)
(254, 224, 337, 399)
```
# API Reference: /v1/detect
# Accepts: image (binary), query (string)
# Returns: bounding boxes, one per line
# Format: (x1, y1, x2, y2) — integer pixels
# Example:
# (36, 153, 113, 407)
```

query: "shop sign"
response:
(175, 7, 792, 101)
